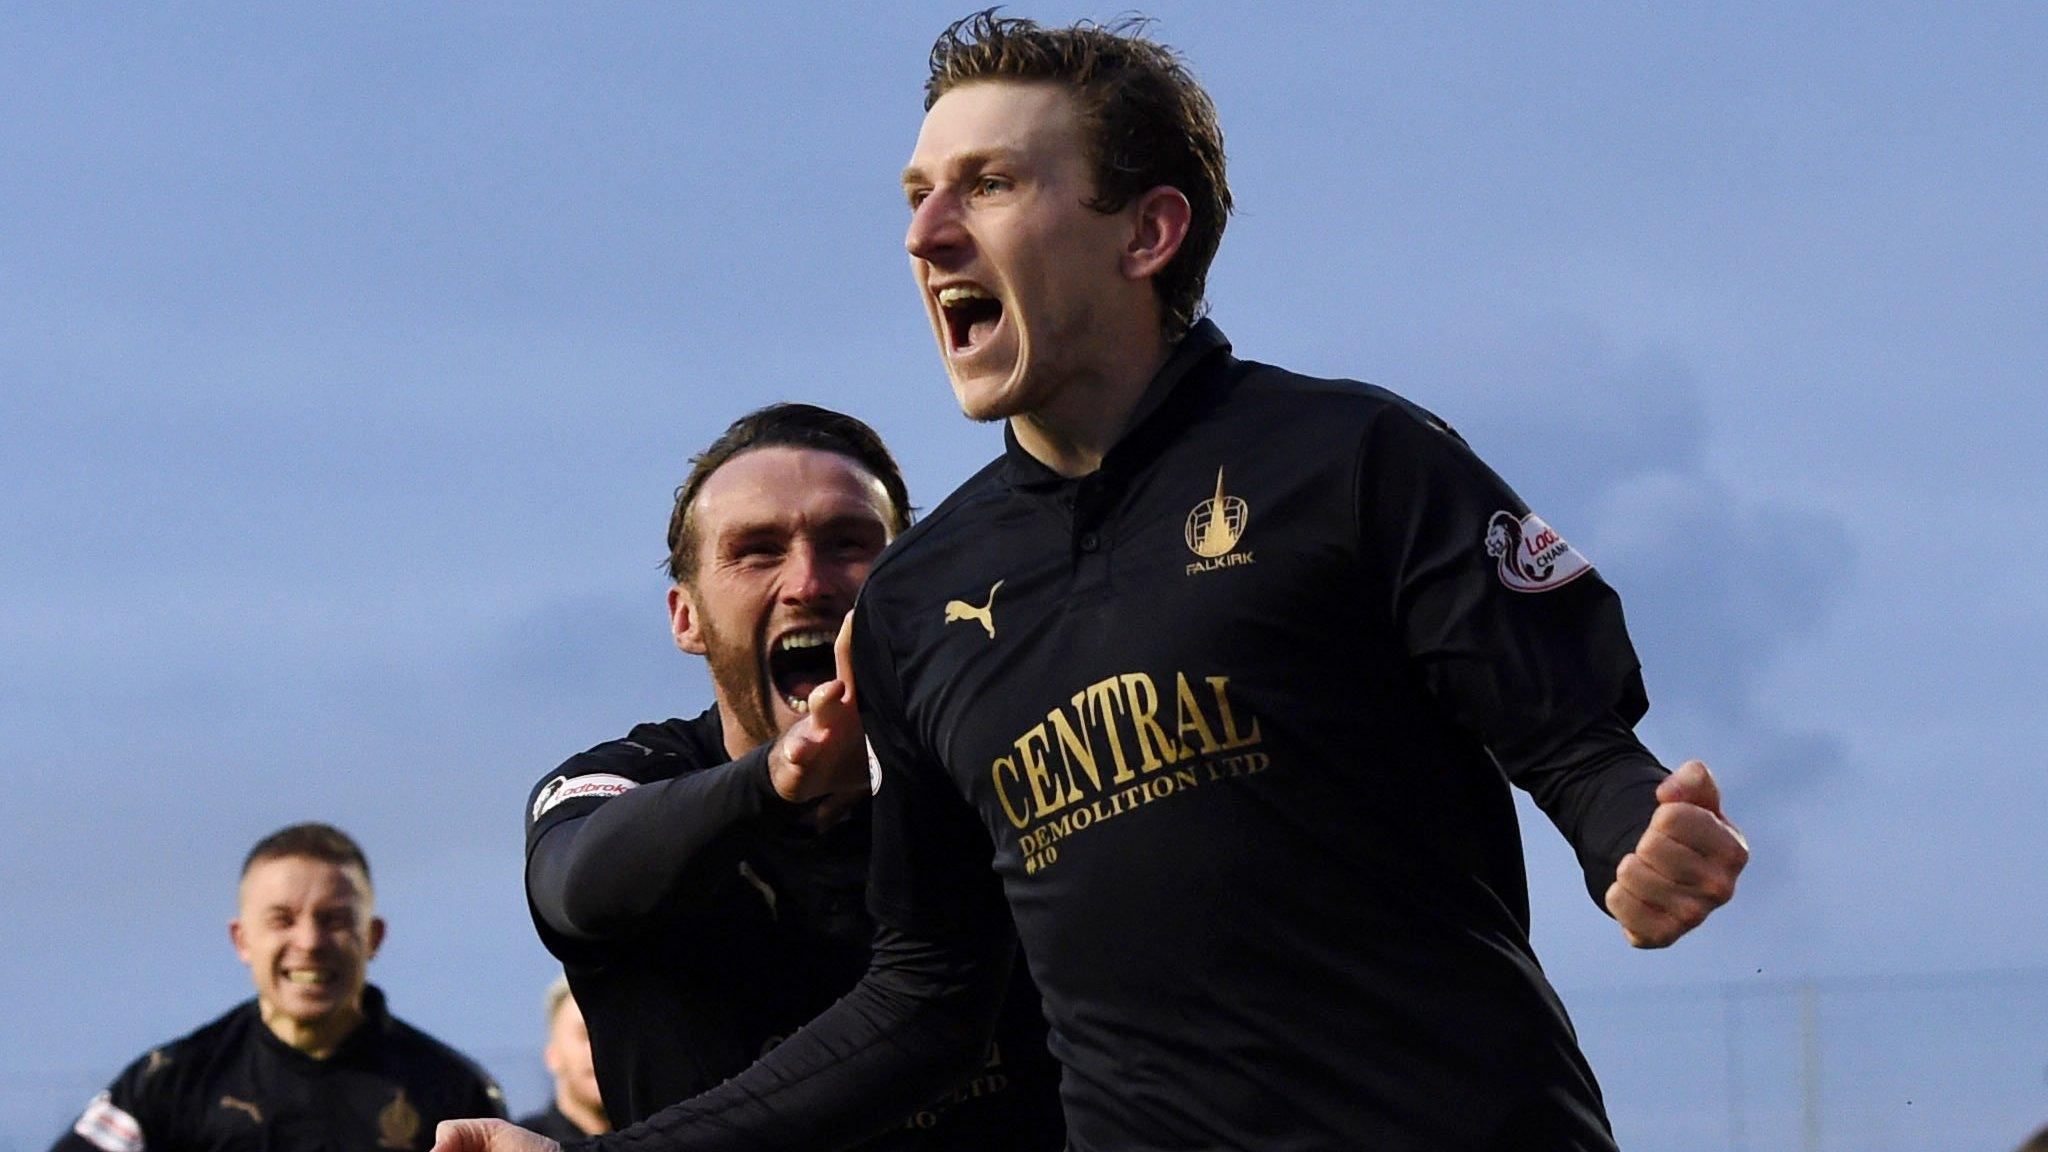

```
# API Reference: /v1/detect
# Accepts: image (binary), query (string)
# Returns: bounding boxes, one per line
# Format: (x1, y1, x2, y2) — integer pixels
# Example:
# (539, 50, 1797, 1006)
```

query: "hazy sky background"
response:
(4, 4, 2044, 1150)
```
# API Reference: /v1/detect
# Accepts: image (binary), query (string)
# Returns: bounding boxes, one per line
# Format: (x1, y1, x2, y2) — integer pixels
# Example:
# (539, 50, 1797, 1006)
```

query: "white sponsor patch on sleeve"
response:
(75, 1092, 144, 1152)
(1484, 510, 1594, 593)
(531, 773, 638, 823)
(865, 738, 882, 796)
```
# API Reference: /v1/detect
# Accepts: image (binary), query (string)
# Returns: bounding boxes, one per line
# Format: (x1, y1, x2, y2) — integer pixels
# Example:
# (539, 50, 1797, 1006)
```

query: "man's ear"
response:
(229, 919, 250, 964)
(1122, 185, 1193, 283)
(668, 585, 708, 656)
(366, 916, 387, 960)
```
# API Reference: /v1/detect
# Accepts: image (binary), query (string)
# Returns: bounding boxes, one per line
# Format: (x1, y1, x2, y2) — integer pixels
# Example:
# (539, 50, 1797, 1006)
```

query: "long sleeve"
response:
(578, 920, 1016, 1152)
(1353, 398, 1666, 907)
(1501, 712, 1667, 905)
(527, 743, 787, 941)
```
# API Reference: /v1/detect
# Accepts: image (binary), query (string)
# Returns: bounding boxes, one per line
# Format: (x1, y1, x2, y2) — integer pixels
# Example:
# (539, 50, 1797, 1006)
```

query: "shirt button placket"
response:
(1071, 477, 1112, 591)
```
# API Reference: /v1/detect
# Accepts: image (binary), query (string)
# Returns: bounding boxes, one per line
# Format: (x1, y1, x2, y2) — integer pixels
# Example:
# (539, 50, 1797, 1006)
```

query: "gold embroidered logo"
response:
(219, 1096, 263, 1125)
(1184, 468, 1251, 574)
(991, 669, 1269, 875)
(943, 579, 1004, 639)
(377, 1089, 421, 1150)
(143, 1050, 171, 1078)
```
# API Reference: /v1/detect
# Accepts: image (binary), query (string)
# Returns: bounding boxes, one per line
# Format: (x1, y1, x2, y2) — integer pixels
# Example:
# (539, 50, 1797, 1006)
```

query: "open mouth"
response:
(768, 629, 837, 713)
(938, 284, 1003, 354)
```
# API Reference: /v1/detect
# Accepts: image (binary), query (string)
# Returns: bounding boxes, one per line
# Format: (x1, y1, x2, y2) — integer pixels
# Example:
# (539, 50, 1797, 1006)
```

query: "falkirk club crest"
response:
(1484, 510, 1593, 592)
(1185, 468, 1248, 559)
(377, 1089, 421, 1150)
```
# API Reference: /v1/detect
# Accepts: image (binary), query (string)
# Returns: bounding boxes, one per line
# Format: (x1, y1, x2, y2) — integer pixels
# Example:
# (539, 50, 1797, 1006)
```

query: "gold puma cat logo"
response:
(219, 1096, 263, 1125)
(943, 580, 1004, 639)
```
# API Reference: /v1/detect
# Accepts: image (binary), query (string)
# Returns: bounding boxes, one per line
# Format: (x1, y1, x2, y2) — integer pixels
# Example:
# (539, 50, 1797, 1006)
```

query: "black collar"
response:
(999, 319, 1233, 491)
(248, 984, 393, 1066)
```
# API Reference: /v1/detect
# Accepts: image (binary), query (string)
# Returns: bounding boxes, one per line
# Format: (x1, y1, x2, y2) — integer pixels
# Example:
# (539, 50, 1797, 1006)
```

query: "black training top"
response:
(51, 987, 505, 1152)
(573, 321, 1666, 1152)
(849, 319, 1666, 1150)
(523, 708, 1063, 1149)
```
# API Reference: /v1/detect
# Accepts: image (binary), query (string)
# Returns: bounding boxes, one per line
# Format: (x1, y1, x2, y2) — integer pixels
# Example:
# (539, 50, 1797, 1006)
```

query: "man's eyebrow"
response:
(814, 512, 889, 534)
(716, 517, 790, 544)
(900, 149, 1009, 189)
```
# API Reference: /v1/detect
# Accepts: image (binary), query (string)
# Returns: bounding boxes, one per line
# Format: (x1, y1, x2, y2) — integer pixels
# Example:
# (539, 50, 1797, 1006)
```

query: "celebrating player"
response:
(518, 404, 1062, 1147)
(56, 823, 505, 1152)
(441, 11, 1748, 1152)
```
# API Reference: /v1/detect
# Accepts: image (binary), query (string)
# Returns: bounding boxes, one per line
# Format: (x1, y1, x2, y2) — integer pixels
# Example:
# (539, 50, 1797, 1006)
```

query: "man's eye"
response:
(975, 176, 1010, 196)
(907, 188, 930, 209)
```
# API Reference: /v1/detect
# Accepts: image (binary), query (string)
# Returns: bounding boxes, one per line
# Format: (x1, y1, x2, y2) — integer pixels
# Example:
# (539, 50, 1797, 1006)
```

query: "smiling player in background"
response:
(55, 823, 504, 1152)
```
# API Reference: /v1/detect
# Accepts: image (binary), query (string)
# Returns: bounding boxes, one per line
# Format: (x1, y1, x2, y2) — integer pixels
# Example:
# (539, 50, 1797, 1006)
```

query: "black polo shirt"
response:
(51, 987, 505, 1152)
(851, 320, 1666, 1151)
(525, 709, 1064, 1150)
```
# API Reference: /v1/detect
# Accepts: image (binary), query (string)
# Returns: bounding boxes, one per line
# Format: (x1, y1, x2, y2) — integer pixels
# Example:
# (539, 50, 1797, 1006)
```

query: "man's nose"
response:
(905, 190, 965, 263)
(780, 541, 835, 605)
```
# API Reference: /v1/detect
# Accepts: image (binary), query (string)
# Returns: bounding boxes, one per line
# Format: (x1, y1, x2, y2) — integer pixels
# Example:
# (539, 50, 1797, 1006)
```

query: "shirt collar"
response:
(1000, 319, 1233, 490)
(246, 985, 391, 1066)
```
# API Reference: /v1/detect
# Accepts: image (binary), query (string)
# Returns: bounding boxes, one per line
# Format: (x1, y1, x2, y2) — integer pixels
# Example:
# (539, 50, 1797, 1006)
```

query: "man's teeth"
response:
(937, 285, 992, 306)
(777, 631, 834, 652)
(285, 970, 329, 985)
(787, 696, 809, 713)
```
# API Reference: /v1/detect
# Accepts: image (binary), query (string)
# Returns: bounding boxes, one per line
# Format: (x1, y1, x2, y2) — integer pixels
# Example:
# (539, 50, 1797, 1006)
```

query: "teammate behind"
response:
(518, 403, 1062, 1148)
(56, 823, 505, 1152)
(514, 978, 608, 1143)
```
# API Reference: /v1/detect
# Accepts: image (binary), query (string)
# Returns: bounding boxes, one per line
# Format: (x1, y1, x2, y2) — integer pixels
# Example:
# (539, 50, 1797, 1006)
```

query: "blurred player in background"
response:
(514, 978, 608, 1142)
(517, 403, 1062, 1148)
(56, 822, 504, 1152)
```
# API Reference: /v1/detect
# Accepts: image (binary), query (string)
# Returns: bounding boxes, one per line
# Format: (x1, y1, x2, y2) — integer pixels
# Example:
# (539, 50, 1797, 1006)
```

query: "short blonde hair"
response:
(544, 974, 573, 1027)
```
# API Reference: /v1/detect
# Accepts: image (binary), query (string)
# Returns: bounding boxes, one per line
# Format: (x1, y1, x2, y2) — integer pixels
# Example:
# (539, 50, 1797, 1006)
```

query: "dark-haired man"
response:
(55, 823, 505, 1152)
(518, 403, 1062, 1148)
(442, 13, 1748, 1152)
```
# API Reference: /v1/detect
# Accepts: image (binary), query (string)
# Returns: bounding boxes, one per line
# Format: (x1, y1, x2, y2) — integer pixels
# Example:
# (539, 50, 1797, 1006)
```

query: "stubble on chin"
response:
(719, 673, 777, 749)
(700, 621, 778, 749)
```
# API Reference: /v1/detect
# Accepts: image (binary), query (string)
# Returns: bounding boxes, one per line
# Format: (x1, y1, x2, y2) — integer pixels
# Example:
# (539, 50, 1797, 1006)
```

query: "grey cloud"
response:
(1593, 470, 1856, 712)
(1363, 318, 1710, 517)
(1367, 320, 1857, 883)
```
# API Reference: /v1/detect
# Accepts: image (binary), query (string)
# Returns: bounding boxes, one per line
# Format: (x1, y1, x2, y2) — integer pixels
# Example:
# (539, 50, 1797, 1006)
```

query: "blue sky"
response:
(4, 4, 2044, 1149)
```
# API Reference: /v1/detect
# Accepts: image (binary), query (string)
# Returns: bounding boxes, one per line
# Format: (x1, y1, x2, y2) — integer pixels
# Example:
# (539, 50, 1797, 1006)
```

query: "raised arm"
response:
(530, 619, 873, 941)
(439, 909, 1018, 1152)
(527, 745, 783, 941)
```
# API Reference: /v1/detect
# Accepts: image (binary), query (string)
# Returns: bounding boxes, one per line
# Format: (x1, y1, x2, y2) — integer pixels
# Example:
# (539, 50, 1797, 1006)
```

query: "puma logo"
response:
(219, 1097, 263, 1125)
(943, 580, 1004, 639)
